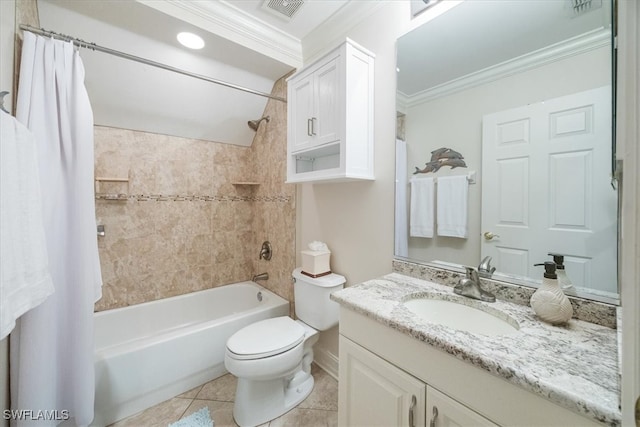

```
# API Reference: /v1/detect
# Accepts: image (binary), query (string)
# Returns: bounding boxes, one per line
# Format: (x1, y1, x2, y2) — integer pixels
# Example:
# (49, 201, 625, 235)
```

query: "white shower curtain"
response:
(10, 32, 102, 426)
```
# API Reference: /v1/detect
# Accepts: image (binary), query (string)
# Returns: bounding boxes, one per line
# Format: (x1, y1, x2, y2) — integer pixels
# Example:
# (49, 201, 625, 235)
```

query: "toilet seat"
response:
(226, 316, 305, 360)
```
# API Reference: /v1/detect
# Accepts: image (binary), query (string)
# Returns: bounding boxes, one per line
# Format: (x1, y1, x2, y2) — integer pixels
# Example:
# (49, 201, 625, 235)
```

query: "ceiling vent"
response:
(261, 0, 304, 21)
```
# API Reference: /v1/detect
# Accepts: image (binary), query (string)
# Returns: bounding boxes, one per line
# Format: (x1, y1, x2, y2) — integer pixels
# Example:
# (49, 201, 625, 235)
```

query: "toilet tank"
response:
(293, 268, 345, 331)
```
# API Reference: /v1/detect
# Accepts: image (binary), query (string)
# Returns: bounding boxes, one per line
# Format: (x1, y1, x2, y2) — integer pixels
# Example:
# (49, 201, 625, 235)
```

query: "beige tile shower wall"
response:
(250, 74, 296, 305)
(93, 73, 296, 312)
(94, 128, 257, 311)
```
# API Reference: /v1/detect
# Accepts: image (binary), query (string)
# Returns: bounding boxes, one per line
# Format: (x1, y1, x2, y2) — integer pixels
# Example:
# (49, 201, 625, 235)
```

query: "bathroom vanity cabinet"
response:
(286, 39, 374, 183)
(338, 308, 605, 427)
(340, 335, 498, 427)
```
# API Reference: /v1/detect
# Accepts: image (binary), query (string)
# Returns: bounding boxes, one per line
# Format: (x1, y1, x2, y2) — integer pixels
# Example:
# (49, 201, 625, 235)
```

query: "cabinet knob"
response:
(429, 405, 439, 427)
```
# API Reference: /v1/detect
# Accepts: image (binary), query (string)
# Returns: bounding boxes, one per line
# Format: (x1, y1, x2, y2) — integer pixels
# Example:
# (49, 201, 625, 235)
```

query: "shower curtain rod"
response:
(19, 25, 287, 103)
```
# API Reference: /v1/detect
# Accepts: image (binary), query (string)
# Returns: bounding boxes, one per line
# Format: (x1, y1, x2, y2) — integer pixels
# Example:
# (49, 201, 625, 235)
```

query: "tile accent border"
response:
(392, 259, 617, 329)
(96, 193, 291, 202)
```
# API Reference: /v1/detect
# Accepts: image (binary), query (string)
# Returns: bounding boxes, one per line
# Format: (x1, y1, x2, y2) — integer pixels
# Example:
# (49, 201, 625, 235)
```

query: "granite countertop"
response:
(331, 272, 621, 427)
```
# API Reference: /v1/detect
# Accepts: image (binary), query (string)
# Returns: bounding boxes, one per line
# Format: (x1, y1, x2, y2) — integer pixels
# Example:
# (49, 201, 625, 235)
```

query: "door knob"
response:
(483, 231, 500, 241)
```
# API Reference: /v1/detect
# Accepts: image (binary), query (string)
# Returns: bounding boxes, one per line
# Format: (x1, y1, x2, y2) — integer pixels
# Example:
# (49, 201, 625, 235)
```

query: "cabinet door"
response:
(289, 74, 315, 152)
(339, 336, 426, 427)
(313, 57, 340, 146)
(427, 386, 498, 427)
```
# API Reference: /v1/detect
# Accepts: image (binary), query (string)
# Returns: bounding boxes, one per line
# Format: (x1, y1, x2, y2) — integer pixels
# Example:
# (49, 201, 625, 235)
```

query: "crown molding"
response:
(136, 0, 303, 68)
(396, 91, 409, 113)
(401, 28, 611, 108)
(302, 1, 386, 64)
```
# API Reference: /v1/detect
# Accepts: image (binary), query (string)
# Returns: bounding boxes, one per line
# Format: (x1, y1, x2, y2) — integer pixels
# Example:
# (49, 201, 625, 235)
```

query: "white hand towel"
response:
(437, 175, 469, 238)
(410, 176, 435, 238)
(0, 111, 54, 339)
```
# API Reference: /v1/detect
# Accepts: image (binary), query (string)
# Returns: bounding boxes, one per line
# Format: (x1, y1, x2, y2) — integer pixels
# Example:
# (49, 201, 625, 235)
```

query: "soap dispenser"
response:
(548, 253, 576, 294)
(530, 261, 573, 325)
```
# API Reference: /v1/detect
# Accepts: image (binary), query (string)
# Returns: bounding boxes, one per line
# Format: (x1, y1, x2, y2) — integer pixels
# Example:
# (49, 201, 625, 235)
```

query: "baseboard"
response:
(313, 347, 339, 380)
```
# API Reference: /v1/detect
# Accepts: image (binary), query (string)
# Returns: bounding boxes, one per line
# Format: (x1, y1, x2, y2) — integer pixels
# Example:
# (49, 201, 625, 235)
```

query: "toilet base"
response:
(232, 369, 314, 427)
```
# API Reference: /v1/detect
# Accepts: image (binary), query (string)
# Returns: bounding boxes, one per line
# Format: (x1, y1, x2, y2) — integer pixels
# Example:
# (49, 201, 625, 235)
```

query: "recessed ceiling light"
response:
(177, 32, 205, 50)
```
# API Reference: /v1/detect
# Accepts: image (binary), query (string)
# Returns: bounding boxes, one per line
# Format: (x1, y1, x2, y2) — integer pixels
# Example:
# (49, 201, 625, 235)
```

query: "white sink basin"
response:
(403, 298, 519, 336)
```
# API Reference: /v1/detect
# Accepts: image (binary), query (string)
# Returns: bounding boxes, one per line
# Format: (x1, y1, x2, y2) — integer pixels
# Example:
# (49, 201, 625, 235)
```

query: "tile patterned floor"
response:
(109, 364, 338, 427)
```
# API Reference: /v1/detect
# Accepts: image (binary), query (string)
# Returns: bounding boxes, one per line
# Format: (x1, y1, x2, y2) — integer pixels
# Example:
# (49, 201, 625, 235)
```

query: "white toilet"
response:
(224, 267, 345, 427)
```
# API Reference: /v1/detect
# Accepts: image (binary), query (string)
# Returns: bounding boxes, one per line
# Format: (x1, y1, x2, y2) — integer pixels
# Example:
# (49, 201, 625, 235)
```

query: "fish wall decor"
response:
(413, 147, 467, 174)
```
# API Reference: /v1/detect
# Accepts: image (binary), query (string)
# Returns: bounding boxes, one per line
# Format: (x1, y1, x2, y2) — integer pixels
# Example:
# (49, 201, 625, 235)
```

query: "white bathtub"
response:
(92, 282, 289, 426)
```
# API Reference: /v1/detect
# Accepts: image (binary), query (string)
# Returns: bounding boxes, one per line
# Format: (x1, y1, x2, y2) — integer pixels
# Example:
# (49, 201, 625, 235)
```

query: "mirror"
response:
(395, 0, 618, 303)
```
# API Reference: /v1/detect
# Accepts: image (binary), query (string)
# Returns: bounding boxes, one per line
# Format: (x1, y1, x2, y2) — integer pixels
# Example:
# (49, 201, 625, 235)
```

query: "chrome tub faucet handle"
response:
(259, 241, 272, 260)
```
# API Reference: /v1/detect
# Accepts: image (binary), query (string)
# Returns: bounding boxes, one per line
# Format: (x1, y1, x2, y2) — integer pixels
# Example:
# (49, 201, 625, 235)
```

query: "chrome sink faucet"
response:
(454, 267, 496, 302)
(478, 256, 496, 278)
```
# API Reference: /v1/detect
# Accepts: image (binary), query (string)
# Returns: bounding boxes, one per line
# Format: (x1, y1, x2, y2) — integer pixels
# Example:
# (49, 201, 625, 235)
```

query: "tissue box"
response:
(301, 250, 331, 276)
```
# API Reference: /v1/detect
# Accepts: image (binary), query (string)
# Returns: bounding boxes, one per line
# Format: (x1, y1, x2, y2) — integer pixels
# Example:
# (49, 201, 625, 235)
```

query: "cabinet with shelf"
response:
(286, 39, 374, 183)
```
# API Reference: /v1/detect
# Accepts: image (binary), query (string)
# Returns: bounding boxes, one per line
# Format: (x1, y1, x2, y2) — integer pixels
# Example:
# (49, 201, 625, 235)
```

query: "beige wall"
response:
(298, 2, 413, 374)
(298, 4, 407, 286)
(94, 74, 295, 311)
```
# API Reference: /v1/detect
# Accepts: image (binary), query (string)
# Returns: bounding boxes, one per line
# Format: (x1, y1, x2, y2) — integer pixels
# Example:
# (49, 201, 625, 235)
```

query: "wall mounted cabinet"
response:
(286, 39, 374, 183)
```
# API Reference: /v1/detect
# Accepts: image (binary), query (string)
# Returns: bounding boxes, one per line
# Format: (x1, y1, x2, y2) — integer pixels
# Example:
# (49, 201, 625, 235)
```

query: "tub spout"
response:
(252, 272, 269, 282)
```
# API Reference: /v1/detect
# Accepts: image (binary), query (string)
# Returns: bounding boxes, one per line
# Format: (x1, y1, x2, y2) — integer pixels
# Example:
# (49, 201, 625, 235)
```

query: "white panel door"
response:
(338, 336, 426, 427)
(482, 86, 617, 293)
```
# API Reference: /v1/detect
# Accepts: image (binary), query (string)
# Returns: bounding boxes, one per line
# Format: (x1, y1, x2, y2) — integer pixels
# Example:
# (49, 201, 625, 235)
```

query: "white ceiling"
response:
(37, 0, 611, 145)
(221, 0, 349, 40)
(36, 0, 350, 146)
(397, 0, 611, 98)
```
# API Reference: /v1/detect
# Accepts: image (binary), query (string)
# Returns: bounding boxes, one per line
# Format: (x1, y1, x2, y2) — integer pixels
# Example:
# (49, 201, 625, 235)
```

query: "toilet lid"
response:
(227, 316, 305, 360)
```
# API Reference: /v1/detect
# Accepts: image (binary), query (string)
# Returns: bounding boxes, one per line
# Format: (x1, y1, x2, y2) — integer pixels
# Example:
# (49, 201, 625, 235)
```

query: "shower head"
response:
(248, 115, 270, 131)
